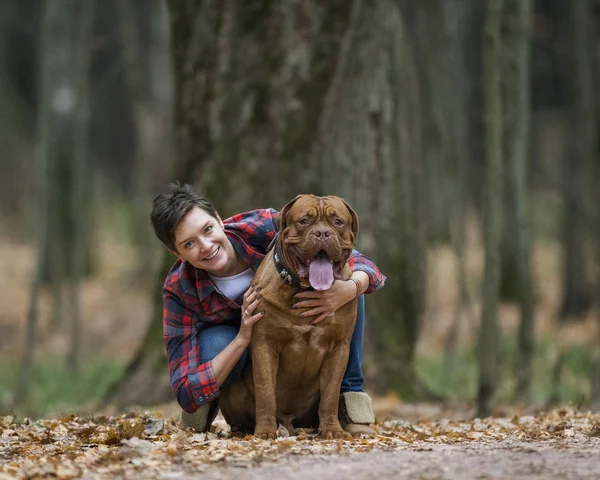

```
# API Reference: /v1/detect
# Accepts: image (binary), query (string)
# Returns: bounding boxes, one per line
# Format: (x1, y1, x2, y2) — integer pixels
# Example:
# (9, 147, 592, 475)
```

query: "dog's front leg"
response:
(318, 344, 352, 439)
(252, 342, 279, 439)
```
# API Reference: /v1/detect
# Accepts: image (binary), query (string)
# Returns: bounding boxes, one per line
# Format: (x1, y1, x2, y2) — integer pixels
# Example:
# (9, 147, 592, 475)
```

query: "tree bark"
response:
(33, 0, 93, 333)
(15, 0, 54, 410)
(504, 0, 534, 402)
(66, 0, 95, 374)
(559, 0, 594, 321)
(477, 0, 504, 419)
(17, 0, 95, 407)
(115, 0, 172, 282)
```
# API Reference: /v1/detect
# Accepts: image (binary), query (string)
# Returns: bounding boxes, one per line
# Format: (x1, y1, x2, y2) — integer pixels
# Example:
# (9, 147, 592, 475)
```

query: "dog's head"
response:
(276, 194, 358, 290)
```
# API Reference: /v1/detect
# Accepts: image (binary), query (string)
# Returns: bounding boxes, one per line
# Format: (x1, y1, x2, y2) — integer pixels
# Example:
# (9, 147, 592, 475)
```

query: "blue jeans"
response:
(198, 295, 366, 393)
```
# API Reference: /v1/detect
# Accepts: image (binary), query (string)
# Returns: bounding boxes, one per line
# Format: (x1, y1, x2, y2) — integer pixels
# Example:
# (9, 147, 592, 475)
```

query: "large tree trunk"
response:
(477, 0, 504, 419)
(106, 0, 428, 409)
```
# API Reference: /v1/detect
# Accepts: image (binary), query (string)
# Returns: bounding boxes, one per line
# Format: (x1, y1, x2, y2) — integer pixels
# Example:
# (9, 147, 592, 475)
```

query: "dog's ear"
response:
(340, 198, 359, 236)
(277, 195, 303, 232)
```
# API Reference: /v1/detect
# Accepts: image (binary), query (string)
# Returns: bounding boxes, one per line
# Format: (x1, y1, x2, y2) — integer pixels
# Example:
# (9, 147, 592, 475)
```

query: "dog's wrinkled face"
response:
(278, 195, 358, 290)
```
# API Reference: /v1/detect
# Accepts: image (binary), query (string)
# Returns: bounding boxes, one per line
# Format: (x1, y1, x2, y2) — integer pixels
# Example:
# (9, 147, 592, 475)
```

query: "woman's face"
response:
(171, 207, 240, 277)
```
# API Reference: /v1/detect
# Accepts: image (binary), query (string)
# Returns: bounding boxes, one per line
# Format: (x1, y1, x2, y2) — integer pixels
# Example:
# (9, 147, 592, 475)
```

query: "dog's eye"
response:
(334, 219, 344, 227)
(299, 218, 309, 226)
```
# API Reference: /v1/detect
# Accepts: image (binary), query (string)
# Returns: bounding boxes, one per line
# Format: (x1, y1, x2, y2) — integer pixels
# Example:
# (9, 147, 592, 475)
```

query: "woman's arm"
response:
(164, 287, 263, 412)
(210, 287, 263, 385)
(293, 271, 370, 324)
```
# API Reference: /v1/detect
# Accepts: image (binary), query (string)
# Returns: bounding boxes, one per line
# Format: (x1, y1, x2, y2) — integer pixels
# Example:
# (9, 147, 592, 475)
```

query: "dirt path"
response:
(3, 407, 600, 479)
(193, 439, 600, 480)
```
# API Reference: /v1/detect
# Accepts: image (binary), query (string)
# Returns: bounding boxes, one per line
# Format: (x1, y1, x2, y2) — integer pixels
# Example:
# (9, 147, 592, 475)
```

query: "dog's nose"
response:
(313, 227, 332, 239)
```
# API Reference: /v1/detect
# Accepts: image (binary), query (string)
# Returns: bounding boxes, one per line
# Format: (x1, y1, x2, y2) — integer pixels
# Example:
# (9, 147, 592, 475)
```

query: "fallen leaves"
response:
(1, 406, 600, 479)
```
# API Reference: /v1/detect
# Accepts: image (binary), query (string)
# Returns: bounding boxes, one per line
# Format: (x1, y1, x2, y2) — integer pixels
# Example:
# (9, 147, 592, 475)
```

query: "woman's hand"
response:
(293, 279, 357, 325)
(237, 286, 264, 346)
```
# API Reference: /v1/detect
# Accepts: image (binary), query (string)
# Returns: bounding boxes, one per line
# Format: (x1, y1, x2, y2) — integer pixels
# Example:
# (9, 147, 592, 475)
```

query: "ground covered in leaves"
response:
(2, 407, 600, 479)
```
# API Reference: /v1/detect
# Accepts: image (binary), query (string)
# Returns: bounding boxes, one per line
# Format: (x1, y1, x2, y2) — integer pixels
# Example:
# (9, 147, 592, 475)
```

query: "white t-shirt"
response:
(208, 268, 255, 301)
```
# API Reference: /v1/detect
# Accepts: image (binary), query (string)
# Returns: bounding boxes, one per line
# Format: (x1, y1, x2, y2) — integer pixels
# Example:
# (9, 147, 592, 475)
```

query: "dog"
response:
(219, 194, 359, 439)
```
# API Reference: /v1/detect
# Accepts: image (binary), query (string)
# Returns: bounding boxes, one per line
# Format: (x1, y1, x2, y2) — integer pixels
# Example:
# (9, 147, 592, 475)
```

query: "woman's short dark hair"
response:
(151, 182, 218, 252)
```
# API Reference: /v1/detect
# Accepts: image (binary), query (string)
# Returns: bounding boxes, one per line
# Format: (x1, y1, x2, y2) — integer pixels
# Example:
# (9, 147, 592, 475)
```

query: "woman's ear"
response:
(216, 213, 225, 229)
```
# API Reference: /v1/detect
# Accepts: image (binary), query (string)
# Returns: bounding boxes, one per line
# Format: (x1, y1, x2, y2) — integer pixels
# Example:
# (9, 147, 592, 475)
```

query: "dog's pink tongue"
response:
(309, 252, 334, 290)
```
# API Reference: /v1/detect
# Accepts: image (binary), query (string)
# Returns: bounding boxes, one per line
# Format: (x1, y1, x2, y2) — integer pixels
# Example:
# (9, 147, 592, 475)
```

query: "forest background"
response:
(1, 0, 599, 422)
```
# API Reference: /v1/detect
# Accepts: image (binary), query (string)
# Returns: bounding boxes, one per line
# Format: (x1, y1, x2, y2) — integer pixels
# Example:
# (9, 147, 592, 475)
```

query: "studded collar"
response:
(270, 235, 312, 290)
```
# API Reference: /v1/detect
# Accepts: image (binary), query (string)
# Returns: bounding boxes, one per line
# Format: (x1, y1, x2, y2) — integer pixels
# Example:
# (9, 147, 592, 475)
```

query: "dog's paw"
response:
(254, 427, 278, 440)
(319, 429, 352, 440)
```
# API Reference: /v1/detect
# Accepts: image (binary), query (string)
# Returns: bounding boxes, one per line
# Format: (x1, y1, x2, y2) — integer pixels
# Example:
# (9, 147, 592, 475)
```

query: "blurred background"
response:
(1, 0, 600, 420)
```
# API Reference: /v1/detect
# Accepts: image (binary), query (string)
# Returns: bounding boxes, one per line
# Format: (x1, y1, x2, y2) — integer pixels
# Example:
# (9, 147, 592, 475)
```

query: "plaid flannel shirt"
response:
(162, 208, 386, 412)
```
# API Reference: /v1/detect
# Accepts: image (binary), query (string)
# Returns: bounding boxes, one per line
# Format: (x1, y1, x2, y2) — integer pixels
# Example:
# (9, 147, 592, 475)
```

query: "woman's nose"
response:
(198, 237, 211, 251)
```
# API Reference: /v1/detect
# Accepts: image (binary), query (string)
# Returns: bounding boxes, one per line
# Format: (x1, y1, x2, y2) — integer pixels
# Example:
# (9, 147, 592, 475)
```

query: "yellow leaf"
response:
(166, 443, 178, 457)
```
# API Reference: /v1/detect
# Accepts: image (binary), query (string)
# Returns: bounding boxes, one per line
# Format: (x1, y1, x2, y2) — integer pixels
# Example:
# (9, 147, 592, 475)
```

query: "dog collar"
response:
(273, 241, 312, 290)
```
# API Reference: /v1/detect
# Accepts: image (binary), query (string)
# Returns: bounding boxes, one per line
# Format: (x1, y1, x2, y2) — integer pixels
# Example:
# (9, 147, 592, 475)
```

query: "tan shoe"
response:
(339, 391, 376, 435)
(180, 399, 219, 432)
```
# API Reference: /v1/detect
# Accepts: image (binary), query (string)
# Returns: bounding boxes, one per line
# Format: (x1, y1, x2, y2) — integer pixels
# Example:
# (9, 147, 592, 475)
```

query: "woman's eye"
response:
(205, 225, 213, 234)
(185, 241, 193, 249)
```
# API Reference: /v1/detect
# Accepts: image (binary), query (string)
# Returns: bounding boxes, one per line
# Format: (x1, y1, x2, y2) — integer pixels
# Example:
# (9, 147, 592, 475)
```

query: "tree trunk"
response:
(15, 0, 55, 411)
(402, 0, 473, 246)
(477, 0, 504, 419)
(66, 0, 95, 374)
(17, 0, 94, 407)
(569, 0, 600, 405)
(35, 0, 93, 332)
(106, 0, 429, 409)
(365, 2, 429, 399)
(503, 0, 534, 402)
(403, 0, 474, 383)
(559, 0, 594, 321)
(115, 0, 172, 282)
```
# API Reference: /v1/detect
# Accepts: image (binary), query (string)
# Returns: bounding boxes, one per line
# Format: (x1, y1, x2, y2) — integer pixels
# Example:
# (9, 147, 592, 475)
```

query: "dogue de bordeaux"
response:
(219, 194, 359, 439)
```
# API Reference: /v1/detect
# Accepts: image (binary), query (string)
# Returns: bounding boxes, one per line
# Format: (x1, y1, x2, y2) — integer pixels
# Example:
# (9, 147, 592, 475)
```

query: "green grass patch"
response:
(415, 335, 596, 407)
(0, 357, 125, 420)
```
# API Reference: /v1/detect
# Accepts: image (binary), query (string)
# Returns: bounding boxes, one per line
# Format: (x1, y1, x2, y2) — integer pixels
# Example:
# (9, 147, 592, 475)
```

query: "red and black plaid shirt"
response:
(163, 208, 386, 412)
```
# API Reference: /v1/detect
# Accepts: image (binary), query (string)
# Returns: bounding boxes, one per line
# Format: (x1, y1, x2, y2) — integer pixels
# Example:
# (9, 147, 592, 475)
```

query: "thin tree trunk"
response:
(115, 0, 168, 281)
(503, 0, 535, 402)
(477, 0, 504, 419)
(409, 0, 474, 383)
(567, 0, 600, 405)
(40, 0, 86, 330)
(560, 0, 594, 321)
(15, 0, 54, 409)
(67, 0, 95, 374)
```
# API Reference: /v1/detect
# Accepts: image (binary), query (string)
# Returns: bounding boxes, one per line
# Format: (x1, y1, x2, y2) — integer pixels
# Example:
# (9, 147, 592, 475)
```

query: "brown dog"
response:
(219, 194, 359, 439)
